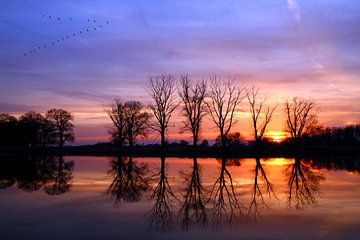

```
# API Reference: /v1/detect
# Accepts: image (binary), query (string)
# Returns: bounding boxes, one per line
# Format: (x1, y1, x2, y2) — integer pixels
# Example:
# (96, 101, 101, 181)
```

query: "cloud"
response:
(286, 0, 301, 22)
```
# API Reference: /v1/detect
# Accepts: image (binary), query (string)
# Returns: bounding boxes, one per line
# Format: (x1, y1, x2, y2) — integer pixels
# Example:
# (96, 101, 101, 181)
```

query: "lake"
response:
(1, 155, 360, 239)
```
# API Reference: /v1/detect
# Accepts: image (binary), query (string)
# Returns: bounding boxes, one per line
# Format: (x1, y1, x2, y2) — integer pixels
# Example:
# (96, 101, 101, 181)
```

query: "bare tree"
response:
(284, 97, 319, 143)
(106, 99, 150, 147)
(46, 109, 74, 148)
(206, 76, 244, 147)
(106, 98, 127, 147)
(178, 75, 207, 147)
(124, 101, 151, 147)
(148, 74, 178, 147)
(246, 86, 277, 144)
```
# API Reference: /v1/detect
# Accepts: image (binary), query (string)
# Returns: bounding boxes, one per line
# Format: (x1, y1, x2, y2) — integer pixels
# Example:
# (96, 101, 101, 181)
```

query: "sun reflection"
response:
(263, 158, 293, 166)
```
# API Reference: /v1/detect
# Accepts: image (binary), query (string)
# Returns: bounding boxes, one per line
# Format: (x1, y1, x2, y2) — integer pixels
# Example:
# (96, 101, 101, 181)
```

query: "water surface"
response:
(1, 155, 360, 239)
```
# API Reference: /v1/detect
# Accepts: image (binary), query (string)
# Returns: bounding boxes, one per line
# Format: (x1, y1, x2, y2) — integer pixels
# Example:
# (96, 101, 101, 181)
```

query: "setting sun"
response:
(265, 131, 288, 143)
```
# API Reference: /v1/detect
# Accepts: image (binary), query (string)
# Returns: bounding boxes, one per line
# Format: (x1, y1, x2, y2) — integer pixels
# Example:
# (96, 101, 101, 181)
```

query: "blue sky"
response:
(1, 0, 360, 143)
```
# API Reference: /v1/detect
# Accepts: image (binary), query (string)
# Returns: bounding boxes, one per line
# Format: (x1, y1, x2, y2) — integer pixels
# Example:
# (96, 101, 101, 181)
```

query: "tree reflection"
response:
(208, 157, 244, 229)
(106, 156, 149, 206)
(0, 155, 73, 195)
(248, 157, 276, 220)
(149, 156, 176, 231)
(178, 157, 207, 231)
(44, 155, 74, 195)
(285, 157, 324, 209)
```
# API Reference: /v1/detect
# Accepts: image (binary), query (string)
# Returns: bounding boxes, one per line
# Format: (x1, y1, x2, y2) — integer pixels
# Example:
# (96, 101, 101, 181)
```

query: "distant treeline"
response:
(1, 75, 359, 149)
(0, 109, 74, 148)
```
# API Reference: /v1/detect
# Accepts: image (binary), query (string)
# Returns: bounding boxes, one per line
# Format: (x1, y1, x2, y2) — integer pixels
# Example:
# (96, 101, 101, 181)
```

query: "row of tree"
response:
(107, 74, 340, 147)
(0, 109, 74, 147)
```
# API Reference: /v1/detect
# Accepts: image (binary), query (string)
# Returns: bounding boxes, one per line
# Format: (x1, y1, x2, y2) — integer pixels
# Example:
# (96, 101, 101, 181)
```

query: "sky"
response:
(1, 0, 360, 144)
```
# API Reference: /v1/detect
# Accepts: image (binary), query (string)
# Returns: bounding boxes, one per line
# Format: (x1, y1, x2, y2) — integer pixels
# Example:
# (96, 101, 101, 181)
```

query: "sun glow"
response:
(265, 131, 288, 143)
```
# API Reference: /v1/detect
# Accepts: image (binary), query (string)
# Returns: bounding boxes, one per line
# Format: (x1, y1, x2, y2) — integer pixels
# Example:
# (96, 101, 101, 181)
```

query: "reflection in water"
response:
(248, 157, 276, 220)
(310, 158, 360, 174)
(0, 155, 73, 195)
(106, 156, 149, 205)
(44, 155, 74, 195)
(179, 157, 207, 231)
(149, 156, 177, 231)
(2, 155, 360, 237)
(285, 158, 324, 209)
(208, 157, 244, 229)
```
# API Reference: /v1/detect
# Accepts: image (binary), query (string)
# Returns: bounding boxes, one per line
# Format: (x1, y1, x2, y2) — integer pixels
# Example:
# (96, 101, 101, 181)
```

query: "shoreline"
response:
(1, 145, 359, 158)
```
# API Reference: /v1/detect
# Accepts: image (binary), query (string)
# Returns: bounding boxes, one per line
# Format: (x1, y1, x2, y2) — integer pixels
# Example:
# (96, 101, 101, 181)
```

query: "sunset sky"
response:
(1, 0, 359, 144)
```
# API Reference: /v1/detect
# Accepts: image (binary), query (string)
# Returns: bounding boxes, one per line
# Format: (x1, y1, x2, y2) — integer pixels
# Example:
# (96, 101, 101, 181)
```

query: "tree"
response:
(148, 74, 178, 147)
(246, 86, 276, 144)
(18, 111, 54, 147)
(284, 97, 319, 143)
(46, 109, 74, 148)
(206, 76, 244, 148)
(106, 98, 127, 147)
(178, 75, 207, 147)
(123, 101, 151, 147)
(215, 132, 245, 147)
(0, 114, 19, 146)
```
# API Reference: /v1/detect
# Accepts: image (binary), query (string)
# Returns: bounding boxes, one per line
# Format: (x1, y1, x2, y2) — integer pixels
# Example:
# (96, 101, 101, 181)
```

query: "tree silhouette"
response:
(178, 76, 207, 147)
(246, 86, 276, 145)
(248, 157, 276, 220)
(106, 156, 149, 205)
(123, 101, 151, 147)
(0, 113, 19, 146)
(44, 155, 74, 195)
(215, 132, 245, 147)
(208, 157, 244, 229)
(284, 97, 319, 144)
(106, 98, 128, 147)
(206, 76, 244, 148)
(178, 157, 207, 231)
(46, 109, 74, 148)
(149, 156, 177, 231)
(285, 157, 324, 209)
(148, 74, 178, 148)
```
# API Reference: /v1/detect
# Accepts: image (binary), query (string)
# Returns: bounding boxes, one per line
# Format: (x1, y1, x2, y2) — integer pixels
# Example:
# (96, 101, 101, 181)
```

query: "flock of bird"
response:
(24, 14, 109, 56)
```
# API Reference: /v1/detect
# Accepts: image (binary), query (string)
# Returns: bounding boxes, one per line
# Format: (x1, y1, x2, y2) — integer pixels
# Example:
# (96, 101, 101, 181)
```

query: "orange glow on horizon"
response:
(264, 131, 288, 143)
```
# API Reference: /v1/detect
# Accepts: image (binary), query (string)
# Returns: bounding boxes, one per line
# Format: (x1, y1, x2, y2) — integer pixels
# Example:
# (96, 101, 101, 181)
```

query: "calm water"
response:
(1, 155, 360, 239)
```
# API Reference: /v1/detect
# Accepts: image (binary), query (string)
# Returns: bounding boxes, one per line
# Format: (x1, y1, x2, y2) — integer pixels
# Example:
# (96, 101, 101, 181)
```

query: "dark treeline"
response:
(1, 75, 359, 150)
(0, 109, 74, 148)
